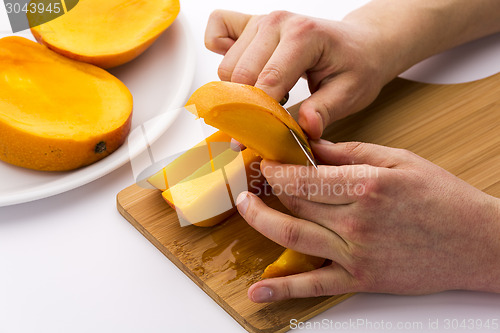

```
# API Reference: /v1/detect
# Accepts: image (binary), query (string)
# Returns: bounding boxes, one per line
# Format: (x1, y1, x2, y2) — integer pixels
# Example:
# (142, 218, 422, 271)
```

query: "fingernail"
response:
(236, 192, 249, 216)
(251, 286, 274, 302)
(230, 138, 244, 152)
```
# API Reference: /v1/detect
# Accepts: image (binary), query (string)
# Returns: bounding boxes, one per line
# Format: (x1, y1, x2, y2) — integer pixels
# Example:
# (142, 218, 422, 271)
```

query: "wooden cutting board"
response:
(117, 73, 500, 333)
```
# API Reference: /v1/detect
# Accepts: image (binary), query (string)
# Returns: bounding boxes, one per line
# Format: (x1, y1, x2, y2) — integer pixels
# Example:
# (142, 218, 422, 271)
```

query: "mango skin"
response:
(0, 36, 133, 171)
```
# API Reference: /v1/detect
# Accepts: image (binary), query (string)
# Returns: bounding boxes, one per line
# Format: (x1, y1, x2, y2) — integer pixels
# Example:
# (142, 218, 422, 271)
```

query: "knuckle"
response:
(231, 66, 258, 85)
(217, 64, 233, 81)
(262, 10, 291, 27)
(356, 177, 388, 211)
(208, 9, 224, 22)
(358, 177, 380, 199)
(282, 194, 303, 217)
(397, 148, 418, 161)
(204, 38, 216, 52)
(279, 220, 302, 248)
(286, 15, 320, 37)
(309, 275, 328, 297)
(257, 65, 284, 90)
(342, 216, 369, 241)
(279, 280, 293, 300)
(288, 196, 302, 216)
(344, 141, 366, 158)
(279, 195, 300, 216)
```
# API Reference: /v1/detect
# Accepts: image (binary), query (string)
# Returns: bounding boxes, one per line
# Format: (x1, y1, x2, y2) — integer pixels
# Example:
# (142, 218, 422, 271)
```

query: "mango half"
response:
(186, 81, 325, 278)
(186, 81, 312, 166)
(0, 36, 133, 171)
(29, 0, 180, 68)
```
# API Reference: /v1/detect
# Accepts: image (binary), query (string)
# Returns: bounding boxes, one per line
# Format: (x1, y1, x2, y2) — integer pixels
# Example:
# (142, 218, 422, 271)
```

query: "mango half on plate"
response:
(28, 0, 180, 68)
(0, 36, 132, 171)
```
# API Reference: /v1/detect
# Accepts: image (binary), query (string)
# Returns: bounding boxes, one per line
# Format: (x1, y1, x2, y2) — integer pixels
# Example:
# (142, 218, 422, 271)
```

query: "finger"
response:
(275, 193, 353, 230)
(254, 22, 320, 101)
(217, 16, 260, 81)
(204, 10, 253, 55)
(230, 27, 280, 86)
(236, 192, 349, 263)
(248, 264, 358, 302)
(260, 160, 379, 205)
(310, 140, 414, 168)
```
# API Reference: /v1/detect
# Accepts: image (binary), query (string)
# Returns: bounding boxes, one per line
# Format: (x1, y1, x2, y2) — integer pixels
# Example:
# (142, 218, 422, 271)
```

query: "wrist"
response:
(341, 6, 414, 86)
(342, 0, 500, 85)
(463, 195, 500, 293)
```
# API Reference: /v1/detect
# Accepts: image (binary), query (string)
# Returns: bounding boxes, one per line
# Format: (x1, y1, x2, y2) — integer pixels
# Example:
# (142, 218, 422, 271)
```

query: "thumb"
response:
(248, 264, 357, 302)
(298, 73, 379, 139)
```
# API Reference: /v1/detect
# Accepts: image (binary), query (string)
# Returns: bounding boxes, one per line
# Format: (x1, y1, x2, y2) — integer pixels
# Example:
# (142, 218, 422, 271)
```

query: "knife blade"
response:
(288, 128, 318, 169)
(279, 94, 318, 169)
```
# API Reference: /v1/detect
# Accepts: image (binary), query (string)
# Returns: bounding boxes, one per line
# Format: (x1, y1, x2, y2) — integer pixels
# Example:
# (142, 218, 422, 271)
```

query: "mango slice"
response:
(180, 148, 239, 183)
(163, 146, 263, 227)
(147, 131, 233, 191)
(186, 81, 313, 166)
(29, 0, 180, 68)
(0, 36, 132, 171)
(186, 81, 324, 277)
(262, 249, 326, 278)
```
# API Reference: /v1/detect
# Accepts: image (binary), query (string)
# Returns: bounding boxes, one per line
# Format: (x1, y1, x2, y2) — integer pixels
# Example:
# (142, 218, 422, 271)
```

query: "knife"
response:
(289, 128, 318, 169)
(280, 93, 318, 170)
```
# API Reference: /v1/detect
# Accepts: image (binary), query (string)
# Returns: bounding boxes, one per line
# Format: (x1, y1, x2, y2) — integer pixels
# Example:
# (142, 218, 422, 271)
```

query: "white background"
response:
(1, 1, 500, 333)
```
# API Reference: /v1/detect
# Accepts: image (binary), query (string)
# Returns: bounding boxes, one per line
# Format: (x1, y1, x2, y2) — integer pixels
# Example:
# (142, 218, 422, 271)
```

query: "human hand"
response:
(205, 10, 391, 140)
(235, 140, 500, 302)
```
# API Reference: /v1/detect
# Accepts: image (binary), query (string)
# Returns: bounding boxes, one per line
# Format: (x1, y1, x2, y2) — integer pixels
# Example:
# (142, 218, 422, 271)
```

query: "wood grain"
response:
(117, 73, 499, 333)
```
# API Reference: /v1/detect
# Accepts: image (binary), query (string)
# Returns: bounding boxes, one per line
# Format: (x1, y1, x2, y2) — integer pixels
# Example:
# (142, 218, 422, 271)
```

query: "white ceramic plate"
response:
(0, 14, 196, 207)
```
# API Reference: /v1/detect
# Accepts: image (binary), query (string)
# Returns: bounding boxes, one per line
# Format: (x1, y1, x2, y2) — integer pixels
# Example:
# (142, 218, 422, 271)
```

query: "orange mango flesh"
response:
(29, 0, 180, 68)
(186, 81, 324, 278)
(163, 168, 236, 227)
(186, 81, 312, 166)
(162, 146, 262, 227)
(0, 36, 132, 171)
(147, 131, 233, 191)
(262, 250, 326, 278)
(180, 148, 239, 183)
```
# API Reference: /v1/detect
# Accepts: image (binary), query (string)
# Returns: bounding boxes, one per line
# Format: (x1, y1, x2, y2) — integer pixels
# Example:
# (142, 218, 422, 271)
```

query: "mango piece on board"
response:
(262, 249, 326, 278)
(147, 131, 233, 191)
(163, 146, 262, 227)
